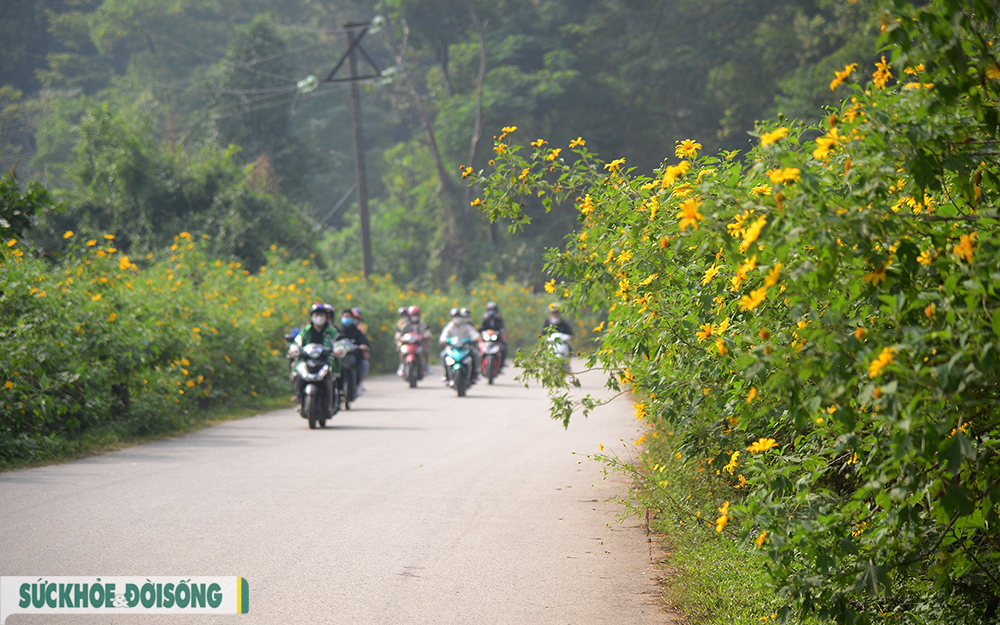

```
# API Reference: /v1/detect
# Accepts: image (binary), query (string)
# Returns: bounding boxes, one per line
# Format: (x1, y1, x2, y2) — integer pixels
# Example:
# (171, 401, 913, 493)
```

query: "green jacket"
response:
(295, 323, 341, 375)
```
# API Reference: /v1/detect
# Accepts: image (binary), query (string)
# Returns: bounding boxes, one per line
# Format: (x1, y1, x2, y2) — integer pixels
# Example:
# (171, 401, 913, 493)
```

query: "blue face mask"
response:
(341, 317, 353, 326)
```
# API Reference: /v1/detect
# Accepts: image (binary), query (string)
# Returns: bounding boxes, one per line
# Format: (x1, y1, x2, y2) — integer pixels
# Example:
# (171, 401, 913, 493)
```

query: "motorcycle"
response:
(399, 332, 425, 388)
(444, 335, 476, 397)
(547, 332, 572, 373)
(288, 342, 340, 429)
(479, 329, 503, 384)
(333, 338, 359, 410)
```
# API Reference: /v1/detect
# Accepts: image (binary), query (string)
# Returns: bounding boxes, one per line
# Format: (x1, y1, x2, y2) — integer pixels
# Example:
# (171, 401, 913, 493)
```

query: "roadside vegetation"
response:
(0, 216, 560, 468)
(481, 0, 1000, 622)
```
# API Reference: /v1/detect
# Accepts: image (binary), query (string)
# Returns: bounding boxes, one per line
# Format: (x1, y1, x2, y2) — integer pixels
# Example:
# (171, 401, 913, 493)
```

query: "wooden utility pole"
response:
(322, 17, 387, 279)
(346, 28, 373, 278)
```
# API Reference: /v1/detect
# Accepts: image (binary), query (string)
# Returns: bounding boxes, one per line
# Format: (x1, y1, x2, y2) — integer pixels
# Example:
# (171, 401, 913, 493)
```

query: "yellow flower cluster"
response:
(715, 500, 730, 533)
(723, 450, 740, 475)
(952, 233, 975, 263)
(661, 160, 691, 188)
(868, 347, 895, 378)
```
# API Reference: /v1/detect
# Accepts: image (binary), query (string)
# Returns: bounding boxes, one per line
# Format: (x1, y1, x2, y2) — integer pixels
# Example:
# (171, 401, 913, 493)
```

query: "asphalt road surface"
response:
(0, 369, 667, 624)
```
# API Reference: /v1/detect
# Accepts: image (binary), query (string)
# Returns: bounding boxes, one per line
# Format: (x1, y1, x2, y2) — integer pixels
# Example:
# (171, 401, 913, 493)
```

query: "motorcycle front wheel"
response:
(305, 394, 319, 429)
(454, 367, 468, 397)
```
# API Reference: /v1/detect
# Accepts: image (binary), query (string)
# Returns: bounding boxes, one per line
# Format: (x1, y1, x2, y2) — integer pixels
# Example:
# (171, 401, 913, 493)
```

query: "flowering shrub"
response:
(477, 0, 1000, 621)
(1, 232, 553, 466)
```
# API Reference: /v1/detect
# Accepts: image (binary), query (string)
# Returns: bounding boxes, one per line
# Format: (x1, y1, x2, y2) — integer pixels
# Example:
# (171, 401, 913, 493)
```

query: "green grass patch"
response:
(604, 433, 828, 625)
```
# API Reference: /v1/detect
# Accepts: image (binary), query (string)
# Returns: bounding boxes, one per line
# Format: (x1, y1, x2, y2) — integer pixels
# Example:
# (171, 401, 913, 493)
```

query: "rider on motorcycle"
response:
(396, 305, 432, 376)
(543, 303, 574, 337)
(478, 301, 507, 369)
(293, 303, 340, 413)
(440, 307, 481, 384)
(338, 308, 370, 394)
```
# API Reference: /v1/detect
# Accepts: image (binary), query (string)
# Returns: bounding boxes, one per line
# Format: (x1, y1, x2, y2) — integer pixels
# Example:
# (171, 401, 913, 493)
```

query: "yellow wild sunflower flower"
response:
(759, 127, 789, 146)
(696, 323, 715, 342)
(873, 56, 893, 89)
(676, 198, 704, 231)
(829, 63, 858, 90)
(766, 168, 801, 185)
(739, 287, 767, 312)
(675, 139, 702, 158)
(739, 216, 767, 253)
(812, 128, 840, 160)
(747, 438, 778, 453)
(863, 264, 887, 286)
(702, 265, 721, 285)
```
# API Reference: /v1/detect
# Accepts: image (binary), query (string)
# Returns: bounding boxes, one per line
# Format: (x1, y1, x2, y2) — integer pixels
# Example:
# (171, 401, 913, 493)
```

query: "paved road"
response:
(0, 369, 666, 624)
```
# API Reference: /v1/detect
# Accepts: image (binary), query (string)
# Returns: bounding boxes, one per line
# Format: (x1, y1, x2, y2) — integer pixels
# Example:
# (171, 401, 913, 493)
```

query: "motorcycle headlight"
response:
(445, 356, 456, 365)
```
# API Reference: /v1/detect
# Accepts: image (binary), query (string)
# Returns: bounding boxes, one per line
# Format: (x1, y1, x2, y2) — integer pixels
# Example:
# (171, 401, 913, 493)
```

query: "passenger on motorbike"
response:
(440, 307, 481, 384)
(338, 308, 370, 394)
(350, 307, 368, 334)
(396, 305, 432, 376)
(478, 301, 508, 369)
(293, 303, 340, 413)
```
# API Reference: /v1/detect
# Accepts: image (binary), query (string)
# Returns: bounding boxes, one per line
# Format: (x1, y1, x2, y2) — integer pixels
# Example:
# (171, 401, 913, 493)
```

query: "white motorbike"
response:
(547, 332, 572, 373)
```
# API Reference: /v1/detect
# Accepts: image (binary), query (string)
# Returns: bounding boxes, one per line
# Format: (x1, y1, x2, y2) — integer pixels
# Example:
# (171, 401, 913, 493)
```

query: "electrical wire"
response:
(287, 182, 357, 253)
(74, 0, 299, 84)
(0, 86, 345, 171)
(0, 42, 298, 96)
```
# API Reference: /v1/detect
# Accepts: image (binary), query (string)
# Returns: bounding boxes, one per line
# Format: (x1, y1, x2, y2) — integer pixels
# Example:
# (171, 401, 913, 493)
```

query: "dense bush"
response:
(479, 0, 1000, 622)
(0, 231, 555, 466)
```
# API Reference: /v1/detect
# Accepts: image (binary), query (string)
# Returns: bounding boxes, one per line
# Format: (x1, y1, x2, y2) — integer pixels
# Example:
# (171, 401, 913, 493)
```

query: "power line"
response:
(0, 42, 299, 96)
(0, 87, 344, 171)
(287, 182, 357, 253)
(74, 0, 299, 84)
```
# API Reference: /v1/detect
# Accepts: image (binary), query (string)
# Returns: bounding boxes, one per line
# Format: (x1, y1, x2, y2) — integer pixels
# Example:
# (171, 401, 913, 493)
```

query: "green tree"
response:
(37, 104, 310, 268)
(480, 0, 1000, 621)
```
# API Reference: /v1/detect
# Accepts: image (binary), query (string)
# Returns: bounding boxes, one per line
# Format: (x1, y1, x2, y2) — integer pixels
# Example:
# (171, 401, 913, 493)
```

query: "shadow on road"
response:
(316, 424, 427, 432)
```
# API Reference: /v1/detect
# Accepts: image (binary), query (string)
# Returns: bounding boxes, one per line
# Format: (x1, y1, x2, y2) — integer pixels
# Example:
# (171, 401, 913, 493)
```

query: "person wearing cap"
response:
(439, 307, 481, 384)
(478, 301, 507, 369)
(293, 302, 340, 413)
(396, 305, 432, 376)
(543, 303, 574, 337)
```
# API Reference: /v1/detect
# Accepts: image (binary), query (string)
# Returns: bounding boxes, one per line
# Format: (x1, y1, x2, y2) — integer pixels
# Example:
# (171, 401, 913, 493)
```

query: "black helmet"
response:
(310, 302, 327, 315)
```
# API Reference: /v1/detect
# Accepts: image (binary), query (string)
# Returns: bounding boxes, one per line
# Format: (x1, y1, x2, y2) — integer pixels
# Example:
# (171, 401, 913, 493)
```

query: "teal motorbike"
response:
(444, 336, 476, 397)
